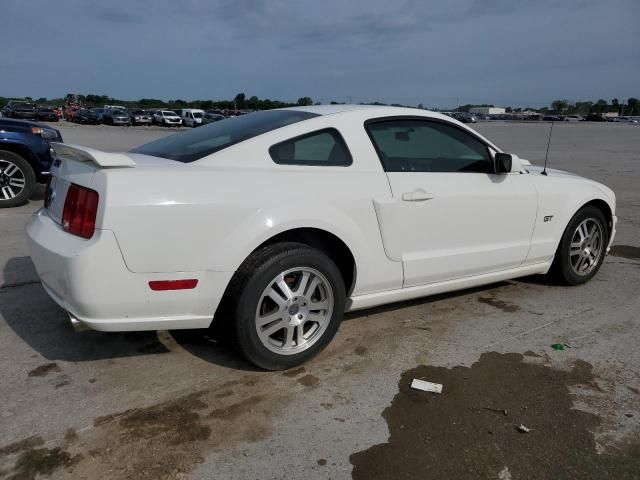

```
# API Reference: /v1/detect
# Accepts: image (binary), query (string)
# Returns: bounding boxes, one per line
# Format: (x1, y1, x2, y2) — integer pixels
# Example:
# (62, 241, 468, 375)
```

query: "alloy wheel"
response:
(255, 267, 334, 355)
(569, 218, 604, 276)
(0, 159, 26, 201)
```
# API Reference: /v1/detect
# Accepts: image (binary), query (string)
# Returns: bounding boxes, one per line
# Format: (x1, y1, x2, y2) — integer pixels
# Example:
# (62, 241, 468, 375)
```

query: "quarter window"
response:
(366, 120, 491, 173)
(270, 128, 352, 166)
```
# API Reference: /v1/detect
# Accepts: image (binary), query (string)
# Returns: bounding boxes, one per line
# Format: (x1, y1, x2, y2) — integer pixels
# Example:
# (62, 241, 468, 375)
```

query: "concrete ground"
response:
(0, 121, 639, 479)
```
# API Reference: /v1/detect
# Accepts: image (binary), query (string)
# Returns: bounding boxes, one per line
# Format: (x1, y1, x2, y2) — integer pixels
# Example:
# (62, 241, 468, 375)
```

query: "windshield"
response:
(112, 110, 125, 115)
(132, 110, 319, 163)
(163, 111, 176, 116)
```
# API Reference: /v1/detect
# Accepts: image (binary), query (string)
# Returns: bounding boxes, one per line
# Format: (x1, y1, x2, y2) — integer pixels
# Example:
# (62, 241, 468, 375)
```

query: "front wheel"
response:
(552, 206, 609, 285)
(0, 150, 36, 208)
(225, 243, 345, 370)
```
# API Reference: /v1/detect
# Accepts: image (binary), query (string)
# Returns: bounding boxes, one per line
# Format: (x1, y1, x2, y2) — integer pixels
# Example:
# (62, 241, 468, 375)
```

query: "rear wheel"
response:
(0, 151, 35, 208)
(551, 206, 608, 285)
(224, 243, 345, 370)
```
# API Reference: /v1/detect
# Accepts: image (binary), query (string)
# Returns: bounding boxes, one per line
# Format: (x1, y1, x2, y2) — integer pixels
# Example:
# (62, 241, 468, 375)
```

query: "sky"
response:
(2, 0, 638, 108)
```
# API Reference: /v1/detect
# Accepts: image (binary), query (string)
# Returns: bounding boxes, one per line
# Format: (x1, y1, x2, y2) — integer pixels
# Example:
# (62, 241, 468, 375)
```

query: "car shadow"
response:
(171, 281, 517, 370)
(1, 256, 170, 362)
(342, 281, 513, 321)
(168, 328, 261, 372)
(30, 183, 46, 201)
(1, 254, 545, 369)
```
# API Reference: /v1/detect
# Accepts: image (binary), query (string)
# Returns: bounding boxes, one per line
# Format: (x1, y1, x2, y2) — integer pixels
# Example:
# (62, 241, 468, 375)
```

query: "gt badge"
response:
(543, 215, 554, 222)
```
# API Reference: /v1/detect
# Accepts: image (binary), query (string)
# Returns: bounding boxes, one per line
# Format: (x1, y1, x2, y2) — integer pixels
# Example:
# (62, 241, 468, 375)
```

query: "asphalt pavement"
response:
(1, 121, 638, 479)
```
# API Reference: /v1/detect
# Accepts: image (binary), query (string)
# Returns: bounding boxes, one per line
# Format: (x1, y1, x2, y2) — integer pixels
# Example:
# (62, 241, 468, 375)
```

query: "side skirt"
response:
(346, 261, 552, 312)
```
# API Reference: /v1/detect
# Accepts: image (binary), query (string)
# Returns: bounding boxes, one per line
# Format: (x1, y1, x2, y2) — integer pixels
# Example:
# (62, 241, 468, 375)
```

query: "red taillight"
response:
(43, 176, 52, 208)
(62, 184, 99, 239)
(148, 279, 199, 291)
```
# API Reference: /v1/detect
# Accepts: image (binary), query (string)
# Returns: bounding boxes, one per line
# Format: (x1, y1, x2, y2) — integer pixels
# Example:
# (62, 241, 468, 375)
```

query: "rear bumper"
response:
(26, 209, 232, 332)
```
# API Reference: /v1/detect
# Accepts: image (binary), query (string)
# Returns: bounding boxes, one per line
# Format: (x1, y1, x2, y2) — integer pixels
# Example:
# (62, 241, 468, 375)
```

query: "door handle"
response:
(402, 190, 435, 202)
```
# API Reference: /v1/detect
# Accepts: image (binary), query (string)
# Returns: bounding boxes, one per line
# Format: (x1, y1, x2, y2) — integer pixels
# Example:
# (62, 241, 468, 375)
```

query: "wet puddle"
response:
(350, 352, 640, 479)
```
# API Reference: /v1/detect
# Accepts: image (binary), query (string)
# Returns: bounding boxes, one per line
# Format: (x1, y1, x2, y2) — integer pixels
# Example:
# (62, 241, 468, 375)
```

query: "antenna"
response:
(542, 121, 554, 176)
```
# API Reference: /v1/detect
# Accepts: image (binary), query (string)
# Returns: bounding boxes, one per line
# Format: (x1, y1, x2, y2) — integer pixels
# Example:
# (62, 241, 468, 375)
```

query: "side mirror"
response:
(493, 153, 522, 174)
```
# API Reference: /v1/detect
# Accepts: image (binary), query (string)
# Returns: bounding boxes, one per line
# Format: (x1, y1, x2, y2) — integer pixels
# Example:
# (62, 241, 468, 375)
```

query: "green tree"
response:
(627, 97, 640, 115)
(551, 99, 569, 114)
(296, 96, 313, 106)
(592, 99, 608, 114)
(234, 93, 246, 109)
(574, 101, 592, 115)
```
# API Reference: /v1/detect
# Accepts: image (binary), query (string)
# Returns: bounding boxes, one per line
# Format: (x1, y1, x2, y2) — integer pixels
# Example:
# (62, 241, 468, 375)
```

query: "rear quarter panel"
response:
(96, 114, 404, 295)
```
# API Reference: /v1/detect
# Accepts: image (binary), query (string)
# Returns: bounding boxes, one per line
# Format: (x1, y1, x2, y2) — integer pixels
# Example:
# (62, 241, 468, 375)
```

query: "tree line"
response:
(2, 93, 638, 116)
(0, 93, 314, 111)
(455, 98, 640, 116)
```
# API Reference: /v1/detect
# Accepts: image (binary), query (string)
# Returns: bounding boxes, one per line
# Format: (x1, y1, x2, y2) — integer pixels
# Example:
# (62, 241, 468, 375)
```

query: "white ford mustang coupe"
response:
(26, 105, 616, 369)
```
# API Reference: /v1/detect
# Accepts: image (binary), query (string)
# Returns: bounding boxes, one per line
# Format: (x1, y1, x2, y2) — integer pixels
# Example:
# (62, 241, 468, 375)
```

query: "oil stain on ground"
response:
(477, 296, 520, 313)
(27, 362, 60, 377)
(350, 352, 640, 480)
(609, 245, 640, 260)
(0, 435, 80, 480)
(2, 376, 294, 480)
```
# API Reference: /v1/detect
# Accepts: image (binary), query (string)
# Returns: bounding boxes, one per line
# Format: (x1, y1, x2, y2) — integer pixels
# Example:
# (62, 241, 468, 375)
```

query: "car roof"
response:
(282, 104, 452, 122)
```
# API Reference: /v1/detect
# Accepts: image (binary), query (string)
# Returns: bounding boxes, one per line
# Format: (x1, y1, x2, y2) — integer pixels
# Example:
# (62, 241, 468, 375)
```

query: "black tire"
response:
(222, 242, 346, 370)
(551, 205, 609, 285)
(0, 150, 36, 208)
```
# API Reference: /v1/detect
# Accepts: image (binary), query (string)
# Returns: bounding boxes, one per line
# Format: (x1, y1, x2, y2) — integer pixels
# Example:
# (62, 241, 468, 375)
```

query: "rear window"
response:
(269, 128, 352, 166)
(131, 110, 319, 163)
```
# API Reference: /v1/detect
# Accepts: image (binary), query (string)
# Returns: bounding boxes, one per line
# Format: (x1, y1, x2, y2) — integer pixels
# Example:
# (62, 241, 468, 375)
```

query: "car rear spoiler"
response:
(50, 143, 136, 168)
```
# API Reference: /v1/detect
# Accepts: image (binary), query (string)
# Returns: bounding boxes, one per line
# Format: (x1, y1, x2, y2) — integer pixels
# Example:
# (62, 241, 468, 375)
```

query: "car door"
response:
(368, 118, 538, 287)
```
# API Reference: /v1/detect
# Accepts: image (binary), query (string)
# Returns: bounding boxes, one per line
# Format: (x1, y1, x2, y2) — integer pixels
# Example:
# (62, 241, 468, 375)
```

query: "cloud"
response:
(91, 6, 143, 24)
(0, 0, 638, 107)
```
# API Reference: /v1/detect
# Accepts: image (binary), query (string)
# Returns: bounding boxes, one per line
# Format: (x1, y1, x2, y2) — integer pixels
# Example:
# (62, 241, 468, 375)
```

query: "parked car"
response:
(614, 116, 639, 124)
(129, 109, 153, 126)
(0, 117, 63, 207)
(64, 107, 81, 121)
(543, 115, 562, 121)
(74, 109, 100, 125)
(202, 113, 226, 125)
(453, 112, 477, 123)
(90, 108, 106, 123)
(583, 114, 607, 122)
(564, 115, 583, 122)
(103, 109, 131, 126)
(180, 109, 205, 127)
(35, 107, 59, 122)
(27, 106, 616, 370)
(154, 110, 182, 127)
(3, 101, 37, 120)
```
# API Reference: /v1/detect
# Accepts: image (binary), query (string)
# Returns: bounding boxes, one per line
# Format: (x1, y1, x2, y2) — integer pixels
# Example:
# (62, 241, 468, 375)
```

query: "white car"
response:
(153, 110, 182, 127)
(26, 106, 616, 370)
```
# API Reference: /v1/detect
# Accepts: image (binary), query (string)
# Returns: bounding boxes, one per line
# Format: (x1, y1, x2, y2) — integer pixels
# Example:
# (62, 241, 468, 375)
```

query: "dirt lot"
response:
(1, 121, 639, 479)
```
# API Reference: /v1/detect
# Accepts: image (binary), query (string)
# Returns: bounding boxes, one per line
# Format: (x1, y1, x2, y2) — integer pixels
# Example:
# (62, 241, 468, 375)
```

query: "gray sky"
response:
(2, 0, 638, 108)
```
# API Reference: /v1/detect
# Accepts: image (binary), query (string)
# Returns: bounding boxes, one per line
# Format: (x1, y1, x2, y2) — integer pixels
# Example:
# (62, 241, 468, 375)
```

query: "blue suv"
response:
(0, 117, 63, 208)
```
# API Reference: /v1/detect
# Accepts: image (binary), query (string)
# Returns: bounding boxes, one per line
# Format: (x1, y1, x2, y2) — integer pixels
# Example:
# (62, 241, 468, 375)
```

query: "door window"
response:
(366, 120, 491, 173)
